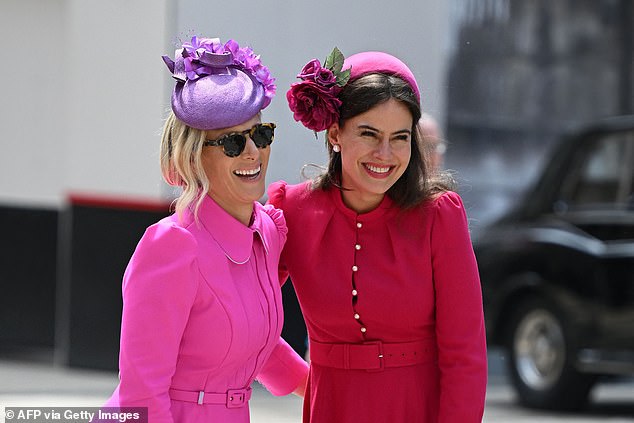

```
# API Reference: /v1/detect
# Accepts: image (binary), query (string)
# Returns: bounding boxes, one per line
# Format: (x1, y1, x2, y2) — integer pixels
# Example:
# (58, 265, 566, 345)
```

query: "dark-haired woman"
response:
(268, 50, 487, 422)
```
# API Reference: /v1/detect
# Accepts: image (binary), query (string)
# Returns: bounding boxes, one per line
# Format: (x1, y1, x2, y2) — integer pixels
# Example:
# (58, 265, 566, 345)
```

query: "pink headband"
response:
(287, 48, 420, 133)
(344, 51, 420, 102)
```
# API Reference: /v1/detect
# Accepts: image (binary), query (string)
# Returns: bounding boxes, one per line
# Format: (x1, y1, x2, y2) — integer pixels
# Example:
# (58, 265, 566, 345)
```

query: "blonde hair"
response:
(160, 112, 209, 220)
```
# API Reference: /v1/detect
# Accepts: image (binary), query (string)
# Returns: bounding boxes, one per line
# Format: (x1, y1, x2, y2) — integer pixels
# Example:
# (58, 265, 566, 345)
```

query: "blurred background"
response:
(0, 0, 632, 419)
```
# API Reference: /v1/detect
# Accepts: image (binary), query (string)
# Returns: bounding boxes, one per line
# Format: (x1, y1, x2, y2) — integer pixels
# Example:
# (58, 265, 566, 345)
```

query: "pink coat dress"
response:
(105, 194, 309, 423)
(268, 181, 487, 423)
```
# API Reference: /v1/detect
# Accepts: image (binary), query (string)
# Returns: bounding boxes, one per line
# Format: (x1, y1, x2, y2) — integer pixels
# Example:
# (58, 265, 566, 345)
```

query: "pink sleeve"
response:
(116, 222, 199, 423)
(256, 337, 309, 396)
(266, 181, 291, 284)
(261, 203, 288, 250)
(431, 192, 487, 423)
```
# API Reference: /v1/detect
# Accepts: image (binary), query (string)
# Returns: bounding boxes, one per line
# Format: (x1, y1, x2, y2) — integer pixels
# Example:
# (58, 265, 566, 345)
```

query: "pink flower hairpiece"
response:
(286, 47, 351, 133)
(177, 36, 276, 109)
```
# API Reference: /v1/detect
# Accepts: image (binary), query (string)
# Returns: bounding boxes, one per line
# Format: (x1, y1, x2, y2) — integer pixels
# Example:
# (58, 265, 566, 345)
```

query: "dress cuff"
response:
(256, 337, 309, 396)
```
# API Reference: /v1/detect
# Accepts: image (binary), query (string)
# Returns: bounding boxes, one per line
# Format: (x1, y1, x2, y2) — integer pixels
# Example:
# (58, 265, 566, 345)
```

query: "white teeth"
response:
(234, 166, 261, 176)
(366, 164, 391, 174)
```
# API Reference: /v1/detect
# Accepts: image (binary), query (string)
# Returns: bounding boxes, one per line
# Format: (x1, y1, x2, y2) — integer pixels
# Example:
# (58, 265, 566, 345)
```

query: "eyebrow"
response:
(358, 124, 411, 136)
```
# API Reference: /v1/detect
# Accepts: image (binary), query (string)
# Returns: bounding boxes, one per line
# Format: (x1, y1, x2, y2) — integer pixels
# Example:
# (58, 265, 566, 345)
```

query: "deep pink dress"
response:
(105, 195, 308, 423)
(268, 181, 487, 423)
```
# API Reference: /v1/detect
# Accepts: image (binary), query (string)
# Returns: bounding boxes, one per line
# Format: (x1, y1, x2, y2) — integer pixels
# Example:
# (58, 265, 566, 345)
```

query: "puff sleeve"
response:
(431, 192, 487, 423)
(261, 202, 288, 251)
(111, 221, 199, 423)
(266, 181, 291, 284)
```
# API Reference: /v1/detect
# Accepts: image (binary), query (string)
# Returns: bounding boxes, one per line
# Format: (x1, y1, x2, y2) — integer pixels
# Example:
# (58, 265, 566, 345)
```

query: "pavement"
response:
(0, 348, 632, 423)
(0, 355, 302, 423)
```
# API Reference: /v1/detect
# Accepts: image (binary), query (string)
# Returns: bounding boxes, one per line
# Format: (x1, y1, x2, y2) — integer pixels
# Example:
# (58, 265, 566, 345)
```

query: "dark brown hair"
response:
(314, 73, 454, 208)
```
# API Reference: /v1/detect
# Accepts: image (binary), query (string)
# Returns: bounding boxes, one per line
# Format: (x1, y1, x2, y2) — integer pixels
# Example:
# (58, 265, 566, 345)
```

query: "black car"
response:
(473, 115, 634, 411)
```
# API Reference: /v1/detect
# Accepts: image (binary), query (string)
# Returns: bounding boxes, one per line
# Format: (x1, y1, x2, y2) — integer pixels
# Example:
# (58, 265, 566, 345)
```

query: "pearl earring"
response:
(332, 144, 341, 153)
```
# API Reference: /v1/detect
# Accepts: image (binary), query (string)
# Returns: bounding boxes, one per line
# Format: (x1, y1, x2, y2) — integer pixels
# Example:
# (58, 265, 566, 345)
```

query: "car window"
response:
(562, 132, 634, 209)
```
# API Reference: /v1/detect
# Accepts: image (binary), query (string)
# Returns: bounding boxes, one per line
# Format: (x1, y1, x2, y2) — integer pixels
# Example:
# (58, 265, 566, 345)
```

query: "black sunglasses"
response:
(203, 123, 276, 157)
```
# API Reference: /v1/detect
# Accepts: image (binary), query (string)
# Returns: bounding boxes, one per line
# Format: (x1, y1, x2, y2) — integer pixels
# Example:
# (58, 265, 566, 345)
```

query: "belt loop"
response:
(197, 391, 204, 405)
(343, 343, 350, 370)
(377, 340, 385, 371)
(366, 340, 385, 373)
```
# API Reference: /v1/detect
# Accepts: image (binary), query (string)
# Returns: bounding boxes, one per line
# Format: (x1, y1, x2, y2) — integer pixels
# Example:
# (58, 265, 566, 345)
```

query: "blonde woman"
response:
(104, 36, 308, 423)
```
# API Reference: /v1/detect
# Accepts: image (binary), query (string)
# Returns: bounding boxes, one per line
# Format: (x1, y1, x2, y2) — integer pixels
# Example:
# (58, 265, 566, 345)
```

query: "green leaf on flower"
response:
(324, 47, 345, 73)
(335, 68, 351, 87)
(324, 48, 335, 70)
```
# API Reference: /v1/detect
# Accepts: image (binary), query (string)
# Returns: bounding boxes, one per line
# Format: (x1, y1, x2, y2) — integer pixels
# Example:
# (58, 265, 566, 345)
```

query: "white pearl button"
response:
(360, 327, 367, 333)
(352, 289, 358, 296)
(355, 244, 361, 250)
(352, 265, 358, 272)
(356, 222, 363, 228)
(354, 313, 360, 320)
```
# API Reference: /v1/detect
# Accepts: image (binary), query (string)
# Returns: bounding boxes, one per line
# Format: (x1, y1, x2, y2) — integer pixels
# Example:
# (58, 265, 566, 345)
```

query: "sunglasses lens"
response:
(252, 124, 275, 148)
(207, 124, 275, 156)
(223, 135, 246, 157)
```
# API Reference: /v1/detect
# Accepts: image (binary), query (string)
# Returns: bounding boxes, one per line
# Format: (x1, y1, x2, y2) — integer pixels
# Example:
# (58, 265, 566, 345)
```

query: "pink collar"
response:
(197, 195, 269, 264)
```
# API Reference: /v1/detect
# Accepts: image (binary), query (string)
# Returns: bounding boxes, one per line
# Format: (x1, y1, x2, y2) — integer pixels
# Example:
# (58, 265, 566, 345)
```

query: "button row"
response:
(355, 221, 365, 334)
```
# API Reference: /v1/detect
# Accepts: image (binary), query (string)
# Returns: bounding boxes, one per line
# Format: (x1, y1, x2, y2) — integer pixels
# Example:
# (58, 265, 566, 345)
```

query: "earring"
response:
(332, 144, 341, 153)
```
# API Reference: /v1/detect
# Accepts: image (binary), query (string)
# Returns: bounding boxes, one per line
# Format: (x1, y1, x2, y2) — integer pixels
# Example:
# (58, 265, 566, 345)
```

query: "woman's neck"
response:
(340, 189, 384, 214)
(208, 194, 254, 226)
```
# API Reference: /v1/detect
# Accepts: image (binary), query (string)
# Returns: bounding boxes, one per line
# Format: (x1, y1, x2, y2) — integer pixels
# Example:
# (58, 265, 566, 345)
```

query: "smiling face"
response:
(202, 114, 270, 225)
(328, 98, 413, 213)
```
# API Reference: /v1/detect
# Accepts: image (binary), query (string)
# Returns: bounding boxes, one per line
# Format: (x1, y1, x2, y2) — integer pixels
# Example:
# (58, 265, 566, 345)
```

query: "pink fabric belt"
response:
(310, 339, 437, 371)
(169, 387, 252, 408)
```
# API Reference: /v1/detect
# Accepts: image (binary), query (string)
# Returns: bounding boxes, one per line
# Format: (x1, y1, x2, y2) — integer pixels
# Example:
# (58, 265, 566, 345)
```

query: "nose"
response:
(373, 138, 392, 160)
(241, 136, 259, 159)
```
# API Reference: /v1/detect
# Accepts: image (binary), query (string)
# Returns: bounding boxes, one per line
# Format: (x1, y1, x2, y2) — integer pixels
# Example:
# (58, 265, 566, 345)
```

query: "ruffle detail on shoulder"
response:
(261, 203, 288, 240)
(267, 180, 288, 209)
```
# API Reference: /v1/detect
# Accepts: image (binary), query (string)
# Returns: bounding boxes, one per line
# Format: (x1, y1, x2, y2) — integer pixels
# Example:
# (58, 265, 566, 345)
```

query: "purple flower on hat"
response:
(298, 59, 321, 80)
(315, 67, 336, 87)
(255, 67, 276, 108)
(223, 39, 241, 57)
(297, 59, 336, 87)
(181, 36, 224, 79)
(222, 39, 275, 107)
(183, 36, 221, 55)
(287, 47, 351, 133)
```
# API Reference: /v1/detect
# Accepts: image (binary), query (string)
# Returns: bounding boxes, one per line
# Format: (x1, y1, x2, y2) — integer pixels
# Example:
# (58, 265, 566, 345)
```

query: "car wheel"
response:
(505, 296, 596, 410)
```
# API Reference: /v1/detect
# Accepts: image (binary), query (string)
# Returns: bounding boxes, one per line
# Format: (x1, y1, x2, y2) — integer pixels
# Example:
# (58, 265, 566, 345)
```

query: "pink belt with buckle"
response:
(309, 339, 437, 371)
(169, 387, 252, 408)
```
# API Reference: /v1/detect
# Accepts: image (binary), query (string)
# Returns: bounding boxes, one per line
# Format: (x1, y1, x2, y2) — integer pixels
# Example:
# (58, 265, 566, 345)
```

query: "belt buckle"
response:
(363, 340, 384, 372)
(226, 389, 247, 408)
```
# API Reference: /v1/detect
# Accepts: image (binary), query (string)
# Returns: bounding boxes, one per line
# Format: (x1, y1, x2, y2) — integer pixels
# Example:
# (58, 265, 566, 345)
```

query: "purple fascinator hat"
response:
(162, 36, 276, 130)
(287, 48, 419, 133)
